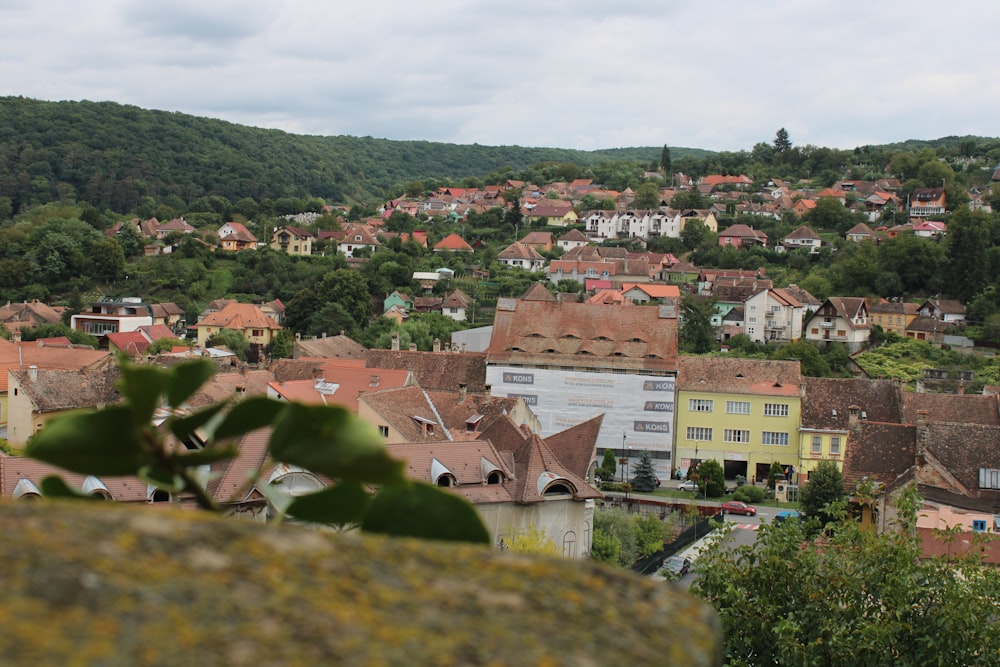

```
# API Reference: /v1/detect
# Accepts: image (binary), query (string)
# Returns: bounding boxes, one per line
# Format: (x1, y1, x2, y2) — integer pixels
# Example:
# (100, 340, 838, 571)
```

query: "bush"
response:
(733, 485, 765, 503)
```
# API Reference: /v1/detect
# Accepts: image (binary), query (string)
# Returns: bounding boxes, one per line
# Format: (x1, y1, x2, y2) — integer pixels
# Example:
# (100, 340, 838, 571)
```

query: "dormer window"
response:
(436, 473, 457, 487)
(487, 471, 504, 485)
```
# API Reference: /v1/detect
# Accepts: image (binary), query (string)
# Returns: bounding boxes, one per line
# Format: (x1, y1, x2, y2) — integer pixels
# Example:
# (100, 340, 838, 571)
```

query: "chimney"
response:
(484, 384, 491, 396)
(391, 333, 400, 351)
(433, 338, 441, 353)
(409, 343, 417, 352)
(370, 375, 380, 387)
(12, 329, 21, 343)
(459, 382, 467, 403)
(28, 365, 37, 381)
(295, 332, 301, 341)
(322, 332, 327, 339)
(313, 367, 325, 382)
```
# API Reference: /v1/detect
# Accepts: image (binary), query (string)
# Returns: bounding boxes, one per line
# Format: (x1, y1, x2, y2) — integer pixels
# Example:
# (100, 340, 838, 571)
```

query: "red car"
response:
(721, 501, 757, 516)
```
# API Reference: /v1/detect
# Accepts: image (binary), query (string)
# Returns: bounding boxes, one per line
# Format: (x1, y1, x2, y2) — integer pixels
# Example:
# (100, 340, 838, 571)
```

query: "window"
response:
(252, 329, 263, 337)
(771, 305, 781, 313)
(748, 316, 757, 323)
(688, 399, 713, 412)
(762, 431, 789, 446)
(811, 435, 822, 454)
(973, 520, 987, 533)
(726, 401, 750, 415)
(830, 437, 841, 455)
(724, 429, 750, 443)
(686, 427, 713, 441)
(764, 403, 789, 417)
(378, 425, 389, 437)
(979, 468, 1000, 490)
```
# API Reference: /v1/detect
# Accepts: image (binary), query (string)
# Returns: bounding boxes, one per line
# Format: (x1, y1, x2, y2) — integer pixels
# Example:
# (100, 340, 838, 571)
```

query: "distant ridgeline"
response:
(0, 96, 709, 214)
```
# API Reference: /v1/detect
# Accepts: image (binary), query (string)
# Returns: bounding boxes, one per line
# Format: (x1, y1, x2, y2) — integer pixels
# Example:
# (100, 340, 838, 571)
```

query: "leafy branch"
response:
(24, 359, 490, 544)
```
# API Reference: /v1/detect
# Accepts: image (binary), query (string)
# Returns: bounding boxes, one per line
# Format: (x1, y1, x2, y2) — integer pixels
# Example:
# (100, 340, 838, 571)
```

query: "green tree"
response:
(630, 450, 659, 491)
(633, 514, 667, 558)
(799, 460, 844, 525)
(592, 507, 639, 567)
(633, 182, 661, 210)
(693, 487, 1000, 666)
(660, 144, 672, 174)
(598, 449, 618, 483)
(206, 329, 250, 361)
(696, 459, 725, 498)
(679, 294, 716, 354)
(87, 237, 126, 283)
(946, 207, 990, 302)
(269, 329, 294, 359)
(506, 525, 560, 556)
(772, 340, 830, 377)
(773, 127, 792, 154)
(766, 461, 785, 489)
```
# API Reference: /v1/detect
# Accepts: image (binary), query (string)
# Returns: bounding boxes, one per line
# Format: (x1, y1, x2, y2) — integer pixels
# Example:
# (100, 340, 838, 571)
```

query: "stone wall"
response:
(0, 500, 721, 666)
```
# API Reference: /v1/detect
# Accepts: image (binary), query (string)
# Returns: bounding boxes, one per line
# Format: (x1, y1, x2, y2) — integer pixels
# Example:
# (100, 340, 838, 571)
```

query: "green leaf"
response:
(362, 482, 491, 544)
(138, 465, 186, 493)
(268, 403, 406, 485)
(213, 396, 287, 441)
(39, 475, 100, 500)
(119, 364, 170, 424)
(25, 406, 154, 476)
(285, 481, 371, 526)
(167, 444, 239, 467)
(166, 359, 216, 408)
(169, 402, 228, 443)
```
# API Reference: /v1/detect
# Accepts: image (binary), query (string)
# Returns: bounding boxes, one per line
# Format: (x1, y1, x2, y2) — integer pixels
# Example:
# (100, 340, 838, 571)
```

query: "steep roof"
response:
(386, 439, 516, 505)
(557, 229, 589, 243)
(293, 334, 367, 360)
(478, 416, 602, 504)
(0, 457, 149, 502)
(195, 302, 281, 332)
(487, 300, 678, 372)
(784, 225, 821, 240)
(433, 233, 473, 252)
(10, 366, 121, 413)
(268, 366, 410, 414)
(519, 282, 556, 302)
(902, 393, 1000, 427)
(424, 389, 523, 439)
(677, 357, 802, 396)
(842, 421, 916, 489)
(359, 386, 448, 442)
(499, 241, 545, 261)
(801, 377, 902, 430)
(365, 349, 487, 392)
(0, 338, 111, 393)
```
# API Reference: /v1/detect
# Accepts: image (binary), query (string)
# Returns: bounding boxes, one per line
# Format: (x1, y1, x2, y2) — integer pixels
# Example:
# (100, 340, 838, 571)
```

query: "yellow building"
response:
(270, 225, 314, 256)
(675, 357, 802, 482)
(191, 302, 282, 358)
(867, 300, 919, 337)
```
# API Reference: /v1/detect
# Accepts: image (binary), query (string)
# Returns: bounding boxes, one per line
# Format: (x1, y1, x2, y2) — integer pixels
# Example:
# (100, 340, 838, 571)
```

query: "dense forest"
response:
(0, 97, 714, 214)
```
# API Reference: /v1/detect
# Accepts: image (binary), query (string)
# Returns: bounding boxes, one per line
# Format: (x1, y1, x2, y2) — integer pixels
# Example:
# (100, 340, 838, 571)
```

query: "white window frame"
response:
(762, 431, 789, 446)
(688, 399, 714, 413)
(830, 436, 841, 455)
(811, 435, 822, 454)
(724, 429, 751, 443)
(764, 403, 790, 417)
(686, 427, 713, 441)
(726, 401, 751, 415)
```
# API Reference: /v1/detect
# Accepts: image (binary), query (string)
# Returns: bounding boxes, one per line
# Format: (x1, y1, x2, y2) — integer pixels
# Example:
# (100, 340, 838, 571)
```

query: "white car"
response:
(677, 480, 699, 492)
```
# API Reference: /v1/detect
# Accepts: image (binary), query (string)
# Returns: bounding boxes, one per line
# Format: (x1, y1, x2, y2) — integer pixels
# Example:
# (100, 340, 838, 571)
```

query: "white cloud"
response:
(1, 0, 999, 151)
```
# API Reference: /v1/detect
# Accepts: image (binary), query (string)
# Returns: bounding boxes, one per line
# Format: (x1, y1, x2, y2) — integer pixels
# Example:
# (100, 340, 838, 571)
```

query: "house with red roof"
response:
(191, 302, 282, 362)
(433, 233, 474, 253)
(498, 241, 546, 272)
(718, 224, 768, 249)
(909, 188, 946, 217)
(217, 222, 258, 252)
(270, 226, 314, 256)
(804, 297, 871, 351)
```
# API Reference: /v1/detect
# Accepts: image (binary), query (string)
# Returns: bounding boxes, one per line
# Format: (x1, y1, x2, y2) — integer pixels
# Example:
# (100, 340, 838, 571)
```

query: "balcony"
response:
(819, 321, 835, 329)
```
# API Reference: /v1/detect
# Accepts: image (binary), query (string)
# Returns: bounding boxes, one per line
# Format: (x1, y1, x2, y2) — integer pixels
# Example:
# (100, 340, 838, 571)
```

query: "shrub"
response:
(733, 484, 765, 503)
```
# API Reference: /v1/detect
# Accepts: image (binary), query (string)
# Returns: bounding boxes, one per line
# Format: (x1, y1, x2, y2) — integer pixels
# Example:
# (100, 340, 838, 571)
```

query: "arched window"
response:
(544, 483, 573, 496)
(562, 531, 577, 558)
(487, 471, 504, 485)
(436, 474, 457, 488)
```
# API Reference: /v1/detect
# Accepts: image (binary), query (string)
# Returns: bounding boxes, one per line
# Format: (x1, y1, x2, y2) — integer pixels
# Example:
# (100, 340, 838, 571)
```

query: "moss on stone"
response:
(0, 501, 721, 666)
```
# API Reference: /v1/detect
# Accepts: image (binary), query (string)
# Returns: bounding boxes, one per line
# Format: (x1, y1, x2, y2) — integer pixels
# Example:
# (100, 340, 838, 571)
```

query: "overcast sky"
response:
(2, 1, 998, 153)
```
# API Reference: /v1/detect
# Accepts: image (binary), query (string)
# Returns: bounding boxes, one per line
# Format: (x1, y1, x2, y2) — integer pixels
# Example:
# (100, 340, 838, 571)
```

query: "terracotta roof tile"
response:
(678, 357, 801, 396)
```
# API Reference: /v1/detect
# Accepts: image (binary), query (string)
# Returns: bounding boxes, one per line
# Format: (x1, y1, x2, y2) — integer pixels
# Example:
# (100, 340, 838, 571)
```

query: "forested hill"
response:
(0, 97, 711, 214)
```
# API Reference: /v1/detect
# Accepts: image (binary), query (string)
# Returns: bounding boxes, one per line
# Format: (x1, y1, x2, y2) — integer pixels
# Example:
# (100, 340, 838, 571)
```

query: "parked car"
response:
(775, 510, 801, 523)
(720, 500, 757, 516)
(663, 555, 691, 577)
(677, 480, 699, 492)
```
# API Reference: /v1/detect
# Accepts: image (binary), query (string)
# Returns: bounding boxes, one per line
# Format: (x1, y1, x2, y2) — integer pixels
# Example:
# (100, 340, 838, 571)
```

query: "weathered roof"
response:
(487, 300, 678, 372)
(10, 366, 121, 413)
(194, 302, 281, 332)
(801, 377, 902, 430)
(902, 393, 1000, 427)
(0, 338, 111, 393)
(519, 282, 556, 302)
(293, 334, 367, 360)
(677, 357, 802, 396)
(365, 349, 487, 392)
